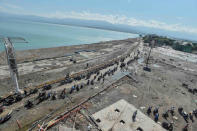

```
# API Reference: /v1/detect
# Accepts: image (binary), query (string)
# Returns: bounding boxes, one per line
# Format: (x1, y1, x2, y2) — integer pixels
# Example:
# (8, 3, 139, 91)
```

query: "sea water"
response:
(0, 18, 138, 52)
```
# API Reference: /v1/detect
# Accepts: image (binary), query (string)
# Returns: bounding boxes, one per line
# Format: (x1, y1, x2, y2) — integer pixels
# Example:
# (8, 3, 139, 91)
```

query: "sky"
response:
(0, 0, 197, 38)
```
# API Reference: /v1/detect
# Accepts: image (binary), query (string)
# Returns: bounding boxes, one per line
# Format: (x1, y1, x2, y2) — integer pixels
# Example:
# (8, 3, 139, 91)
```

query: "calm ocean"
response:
(0, 18, 138, 52)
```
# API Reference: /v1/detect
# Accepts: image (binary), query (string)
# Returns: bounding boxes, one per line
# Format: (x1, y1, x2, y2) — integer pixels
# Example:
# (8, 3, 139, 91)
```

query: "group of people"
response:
(70, 66, 119, 94)
(0, 87, 38, 107)
(27, 49, 139, 108)
(1, 48, 136, 107)
(147, 106, 173, 130)
(24, 88, 66, 108)
(24, 55, 128, 108)
(146, 106, 197, 131)
(182, 83, 197, 95)
(0, 49, 138, 127)
(69, 84, 84, 94)
(178, 107, 197, 124)
(2, 88, 38, 106)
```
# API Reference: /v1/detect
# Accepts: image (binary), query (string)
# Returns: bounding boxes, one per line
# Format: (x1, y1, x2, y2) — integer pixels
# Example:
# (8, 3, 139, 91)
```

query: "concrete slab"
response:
(111, 71, 130, 81)
(92, 99, 166, 131)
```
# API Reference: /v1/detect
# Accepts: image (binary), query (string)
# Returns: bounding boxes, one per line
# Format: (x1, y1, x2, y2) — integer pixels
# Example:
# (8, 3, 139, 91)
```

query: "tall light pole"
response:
(143, 39, 155, 72)
(1, 37, 27, 94)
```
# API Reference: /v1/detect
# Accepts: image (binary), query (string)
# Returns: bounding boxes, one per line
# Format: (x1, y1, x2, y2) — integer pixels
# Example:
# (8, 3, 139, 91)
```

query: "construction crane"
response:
(0, 37, 28, 94)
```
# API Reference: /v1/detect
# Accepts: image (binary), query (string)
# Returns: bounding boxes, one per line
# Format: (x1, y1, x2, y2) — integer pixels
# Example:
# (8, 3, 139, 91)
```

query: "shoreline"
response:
(0, 38, 138, 65)
(1, 16, 140, 36)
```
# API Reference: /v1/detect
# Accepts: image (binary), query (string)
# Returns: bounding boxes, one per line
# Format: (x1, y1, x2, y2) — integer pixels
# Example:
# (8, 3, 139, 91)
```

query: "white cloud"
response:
(0, 7, 196, 35)
(176, 17, 183, 20)
(0, 6, 7, 11)
(37, 11, 197, 34)
(0, 3, 23, 14)
(4, 4, 22, 10)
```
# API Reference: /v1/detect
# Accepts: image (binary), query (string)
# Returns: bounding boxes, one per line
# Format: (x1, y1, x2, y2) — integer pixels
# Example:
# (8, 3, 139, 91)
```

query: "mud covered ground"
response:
(49, 44, 197, 131)
(0, 38, 137, 96)
(0, 38, 197, 131)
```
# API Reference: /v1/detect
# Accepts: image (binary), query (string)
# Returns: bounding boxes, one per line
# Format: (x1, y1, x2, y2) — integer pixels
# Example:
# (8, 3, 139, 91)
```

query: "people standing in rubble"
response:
(87, 80, 90, 85)
(103, 78, 105, 83)
(183, 123, 189, 131)
(91, 80, 94, 85)
(24, 90, 27, 96)
(76, 85, 79, 91)
(37, 91, 46, 105)
(154, 112, 159, 123)
(178, 107, 183, 115)
(189, 112, 194, 123)
(94, 76, 96, 80)
(51, 92, 57, 100)
(132, 110, 138, 122)
(170, 107, 175, 116)
(193, 109, 197, 118)
(182, 112, 189, 123)
(47, 91, 52, 98)
(162, 110, 169, 120)
(168, 122, 173, 131)
(147, 106, 152, 116)
(80, 84, 84, 89)
(70, 85, 76, 94)
(24, 100, 33, 109)
(60, 89, 66, 99)
(0, 105, 3, 114)
(153, 107, 159, 116)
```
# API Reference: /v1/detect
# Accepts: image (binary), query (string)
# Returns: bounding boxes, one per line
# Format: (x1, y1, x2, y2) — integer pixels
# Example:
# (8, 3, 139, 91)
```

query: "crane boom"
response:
(1, 37, 27, 94)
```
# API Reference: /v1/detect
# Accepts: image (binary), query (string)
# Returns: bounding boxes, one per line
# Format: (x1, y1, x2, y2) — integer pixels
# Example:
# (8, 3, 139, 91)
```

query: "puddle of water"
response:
(112, 71, 130, 80)
(138, 58, 144, 64)
(153, 64, 160, 68)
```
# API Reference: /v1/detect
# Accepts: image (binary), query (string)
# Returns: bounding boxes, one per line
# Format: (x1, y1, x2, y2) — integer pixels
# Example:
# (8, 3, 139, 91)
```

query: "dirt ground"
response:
(0, 38, 138, 131)
(0, 38, 137, 96)
(49, 44, 197, 131)
(0, 38, 197, 131)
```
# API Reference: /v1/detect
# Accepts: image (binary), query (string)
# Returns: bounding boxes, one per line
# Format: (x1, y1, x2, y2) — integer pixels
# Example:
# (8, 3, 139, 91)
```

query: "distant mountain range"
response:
(0, 12, 197, 42)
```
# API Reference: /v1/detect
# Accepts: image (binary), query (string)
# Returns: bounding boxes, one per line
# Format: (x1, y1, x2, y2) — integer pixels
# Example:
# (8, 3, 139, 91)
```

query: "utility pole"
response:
(143, 39, 155, 72)
(1, 37, 27, 94)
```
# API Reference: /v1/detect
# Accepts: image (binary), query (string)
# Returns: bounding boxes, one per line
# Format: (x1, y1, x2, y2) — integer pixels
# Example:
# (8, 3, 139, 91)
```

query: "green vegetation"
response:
(193, 43, 197, 51)
(172, 42, 192, 53)
(143, 35, 175, 46)
(143, 35, 197, 53)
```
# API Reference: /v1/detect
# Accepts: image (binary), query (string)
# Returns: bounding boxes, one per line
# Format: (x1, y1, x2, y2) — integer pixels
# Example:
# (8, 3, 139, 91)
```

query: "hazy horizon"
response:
(0, 0, 197, 41)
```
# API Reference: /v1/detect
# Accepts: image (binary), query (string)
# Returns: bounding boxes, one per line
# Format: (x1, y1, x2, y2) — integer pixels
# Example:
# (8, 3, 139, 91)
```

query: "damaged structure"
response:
(92, 99, 165, 131)
(0, 37, 197, 131)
